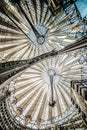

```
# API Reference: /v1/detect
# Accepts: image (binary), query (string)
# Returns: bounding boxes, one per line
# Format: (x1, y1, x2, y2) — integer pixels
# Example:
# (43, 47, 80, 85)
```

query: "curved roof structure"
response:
(0, 0, 86, 61)
(0, 0, 87, 130)
(7, 54, 84, 129)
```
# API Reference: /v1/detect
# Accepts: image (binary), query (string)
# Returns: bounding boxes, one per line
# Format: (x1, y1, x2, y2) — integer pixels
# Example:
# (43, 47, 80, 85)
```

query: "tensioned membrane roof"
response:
(0, 0, 87, 129)
(0, 0, 85, 61)
(7, 54, 85, 129)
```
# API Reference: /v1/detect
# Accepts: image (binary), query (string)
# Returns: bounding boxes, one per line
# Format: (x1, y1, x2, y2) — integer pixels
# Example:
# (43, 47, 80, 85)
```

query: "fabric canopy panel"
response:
(6, 53, 85, 129)
(0, 0, 85, 61)
(0, 0, 86, 129)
